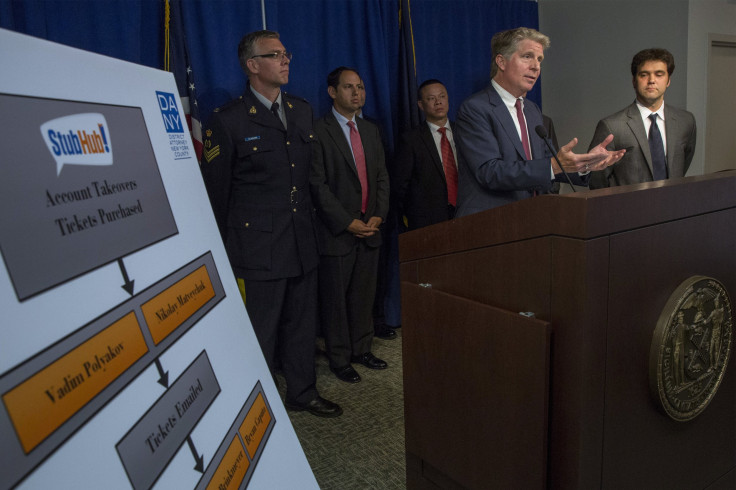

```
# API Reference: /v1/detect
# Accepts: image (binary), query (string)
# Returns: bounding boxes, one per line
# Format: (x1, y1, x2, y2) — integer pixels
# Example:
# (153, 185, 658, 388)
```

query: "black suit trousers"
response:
(240, 268, 318, 405)
(319, 241, 380, 368)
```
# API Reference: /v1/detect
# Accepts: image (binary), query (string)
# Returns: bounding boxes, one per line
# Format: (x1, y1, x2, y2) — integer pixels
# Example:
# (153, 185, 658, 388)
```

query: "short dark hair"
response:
(238, 30, 280, 74)
(418, 79, 445, 99)
(631, 48, 675, 77)
(491, 27, 550, 78)
(327, 66, 361, 89)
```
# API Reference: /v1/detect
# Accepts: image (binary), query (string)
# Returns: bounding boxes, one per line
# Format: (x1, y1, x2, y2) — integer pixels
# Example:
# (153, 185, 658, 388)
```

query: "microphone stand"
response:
(535, 125, 576, 193)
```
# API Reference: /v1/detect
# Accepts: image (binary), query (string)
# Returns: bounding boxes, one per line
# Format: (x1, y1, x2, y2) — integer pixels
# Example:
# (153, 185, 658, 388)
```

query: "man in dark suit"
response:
(588, 48, 696, 189)
(201, 30, 341, 417)
(357, 78, 399, 341)
(455, 27, 626, 217)
(310, 67, 390, 384)
(393, 79, 459, 230)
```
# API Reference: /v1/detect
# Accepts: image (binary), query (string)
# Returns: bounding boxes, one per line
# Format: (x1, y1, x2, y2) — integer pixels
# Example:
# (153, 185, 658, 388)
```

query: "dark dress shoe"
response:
(330, 365, 361, 383)
(285, 396, 343, 418)
(374, 326, 397, 340)
(351, 352, 388, 370)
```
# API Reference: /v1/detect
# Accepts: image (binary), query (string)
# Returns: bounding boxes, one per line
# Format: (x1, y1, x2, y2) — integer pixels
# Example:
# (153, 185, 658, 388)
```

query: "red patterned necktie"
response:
(437, 127, 458, 206)
(515, 98, 532, 160)
(347, 121, 369, 213)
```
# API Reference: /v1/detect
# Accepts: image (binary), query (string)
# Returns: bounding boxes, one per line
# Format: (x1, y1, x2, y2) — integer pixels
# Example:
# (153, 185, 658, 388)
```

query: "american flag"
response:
(164, 0, 203, 163)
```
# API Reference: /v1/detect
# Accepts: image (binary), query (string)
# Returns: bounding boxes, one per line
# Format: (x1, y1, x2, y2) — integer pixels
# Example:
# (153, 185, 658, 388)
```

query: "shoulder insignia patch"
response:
(206, 129, 212, 137)
(203, 144, 220, 163)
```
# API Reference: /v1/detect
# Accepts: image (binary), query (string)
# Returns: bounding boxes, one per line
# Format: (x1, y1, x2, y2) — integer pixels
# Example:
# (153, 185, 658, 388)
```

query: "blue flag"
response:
(164, 0, 202, 162)
(397, 0, 421, 135)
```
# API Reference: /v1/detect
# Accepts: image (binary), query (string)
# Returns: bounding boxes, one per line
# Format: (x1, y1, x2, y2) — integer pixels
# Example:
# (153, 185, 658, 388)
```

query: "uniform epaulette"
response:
(213, 96, 244, 113)
(282, 92, 309, 105)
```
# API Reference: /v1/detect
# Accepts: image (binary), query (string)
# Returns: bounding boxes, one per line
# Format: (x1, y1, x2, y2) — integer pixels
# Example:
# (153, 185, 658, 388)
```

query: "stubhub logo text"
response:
(156, 91, 184, 134)
(41, 113, 113, 176)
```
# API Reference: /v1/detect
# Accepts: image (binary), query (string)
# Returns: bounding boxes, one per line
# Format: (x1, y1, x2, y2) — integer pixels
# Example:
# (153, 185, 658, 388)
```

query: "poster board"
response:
(0, 28, 317, 490)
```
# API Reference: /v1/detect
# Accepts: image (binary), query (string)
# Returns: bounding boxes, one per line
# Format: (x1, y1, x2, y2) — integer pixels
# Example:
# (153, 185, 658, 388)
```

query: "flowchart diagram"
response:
(0, 28, 314, 489)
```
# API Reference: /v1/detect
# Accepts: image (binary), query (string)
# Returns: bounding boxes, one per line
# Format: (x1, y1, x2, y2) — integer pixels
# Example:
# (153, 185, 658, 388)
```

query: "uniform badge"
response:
(249, 106, 257, 114)
(286, 101, 293, 109)
(206, 129, 212, 137)
(203, 144, 220, 163)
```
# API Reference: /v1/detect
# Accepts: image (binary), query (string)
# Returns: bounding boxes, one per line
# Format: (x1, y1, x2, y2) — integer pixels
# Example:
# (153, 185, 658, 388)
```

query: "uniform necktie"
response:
(347, 121, 369, 213)
(271, 101, 284, 129)
(437, 127, 458, 206)
(515, 98, 532, 160)
(648, 113, 667, 180)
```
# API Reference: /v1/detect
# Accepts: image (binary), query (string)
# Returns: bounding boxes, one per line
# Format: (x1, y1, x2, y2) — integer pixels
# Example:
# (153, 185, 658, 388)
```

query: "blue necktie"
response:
(648, 114, 667, 180)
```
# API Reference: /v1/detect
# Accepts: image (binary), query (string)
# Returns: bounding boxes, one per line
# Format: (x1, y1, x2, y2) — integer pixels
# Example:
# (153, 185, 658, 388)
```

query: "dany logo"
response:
(156, 91, 184, 134)
(40, 113, 113, 176)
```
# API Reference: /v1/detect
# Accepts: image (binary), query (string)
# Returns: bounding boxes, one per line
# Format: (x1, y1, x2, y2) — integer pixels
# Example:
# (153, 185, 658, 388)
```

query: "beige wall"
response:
(687, 0, 736, 174)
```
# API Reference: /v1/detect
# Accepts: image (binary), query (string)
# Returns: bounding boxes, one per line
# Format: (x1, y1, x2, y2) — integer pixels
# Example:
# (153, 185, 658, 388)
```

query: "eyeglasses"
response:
(251, 51, 293, 61)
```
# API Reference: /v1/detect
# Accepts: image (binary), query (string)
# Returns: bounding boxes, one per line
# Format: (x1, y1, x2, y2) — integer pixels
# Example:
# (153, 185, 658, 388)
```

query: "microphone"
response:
(535, 125, 576, 193)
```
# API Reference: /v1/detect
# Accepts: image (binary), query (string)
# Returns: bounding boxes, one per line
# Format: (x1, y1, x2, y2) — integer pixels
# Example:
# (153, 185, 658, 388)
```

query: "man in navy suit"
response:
(455, 27, 626, 217)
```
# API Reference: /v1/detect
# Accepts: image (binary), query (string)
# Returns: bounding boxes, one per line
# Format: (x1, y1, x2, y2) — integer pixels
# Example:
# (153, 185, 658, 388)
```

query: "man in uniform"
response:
(201, 30, 341, 417)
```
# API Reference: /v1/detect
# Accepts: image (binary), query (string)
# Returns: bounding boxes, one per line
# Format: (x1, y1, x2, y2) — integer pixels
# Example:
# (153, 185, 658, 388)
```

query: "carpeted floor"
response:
(279, 330, 406, 489)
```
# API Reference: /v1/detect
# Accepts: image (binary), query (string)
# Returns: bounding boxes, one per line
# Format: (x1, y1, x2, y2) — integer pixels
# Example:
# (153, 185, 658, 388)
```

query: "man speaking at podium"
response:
(454, 27, 626, 217)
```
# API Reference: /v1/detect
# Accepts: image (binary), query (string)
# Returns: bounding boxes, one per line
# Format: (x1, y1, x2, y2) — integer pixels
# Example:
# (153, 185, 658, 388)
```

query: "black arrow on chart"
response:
(117, 258, 135, 296)
(186, 436, 204, 473)
(154, 358, 169, 388)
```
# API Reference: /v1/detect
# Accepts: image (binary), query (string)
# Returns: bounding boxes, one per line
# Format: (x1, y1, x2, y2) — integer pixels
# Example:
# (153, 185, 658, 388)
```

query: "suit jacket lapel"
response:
(524, 105, 545, 159)
(356, 117, 374, 180)
(325, 112, 360, 180)
(419, 122, 446, 182)
(626, 102, 653, 174)
(663, 104, 678, 167)
(489, 87, 527, 160)
(282, 96, 299, 137)
(243, 88, 286, 133)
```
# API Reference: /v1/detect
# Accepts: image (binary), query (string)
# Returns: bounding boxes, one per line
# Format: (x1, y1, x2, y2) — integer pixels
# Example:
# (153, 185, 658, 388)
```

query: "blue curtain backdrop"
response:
(0, 0, 539, 153)
(1, 0, 537, 328)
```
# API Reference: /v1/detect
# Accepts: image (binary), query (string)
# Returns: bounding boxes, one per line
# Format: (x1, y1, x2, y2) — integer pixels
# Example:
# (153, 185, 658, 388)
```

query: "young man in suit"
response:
(393, 79, 460, 230)
(357, 77, 399, 341)
(201, 30, 341, 418)
(310, 67, 391, 384)
(454, 27, 626, 217)
(588, 48, 696, 189)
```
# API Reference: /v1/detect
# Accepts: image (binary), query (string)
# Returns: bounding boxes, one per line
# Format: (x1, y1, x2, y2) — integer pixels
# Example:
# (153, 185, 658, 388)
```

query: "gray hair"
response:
(490, 27, 550, 78)
(237, 30, 280, 74)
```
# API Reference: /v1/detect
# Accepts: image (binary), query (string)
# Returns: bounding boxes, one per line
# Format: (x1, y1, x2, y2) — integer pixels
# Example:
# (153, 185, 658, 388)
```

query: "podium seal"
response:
(650, 276, 733, 422)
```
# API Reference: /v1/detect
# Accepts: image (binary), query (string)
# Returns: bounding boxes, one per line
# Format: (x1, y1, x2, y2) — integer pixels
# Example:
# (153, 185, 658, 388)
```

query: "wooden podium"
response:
(399, 172, 736, 489)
